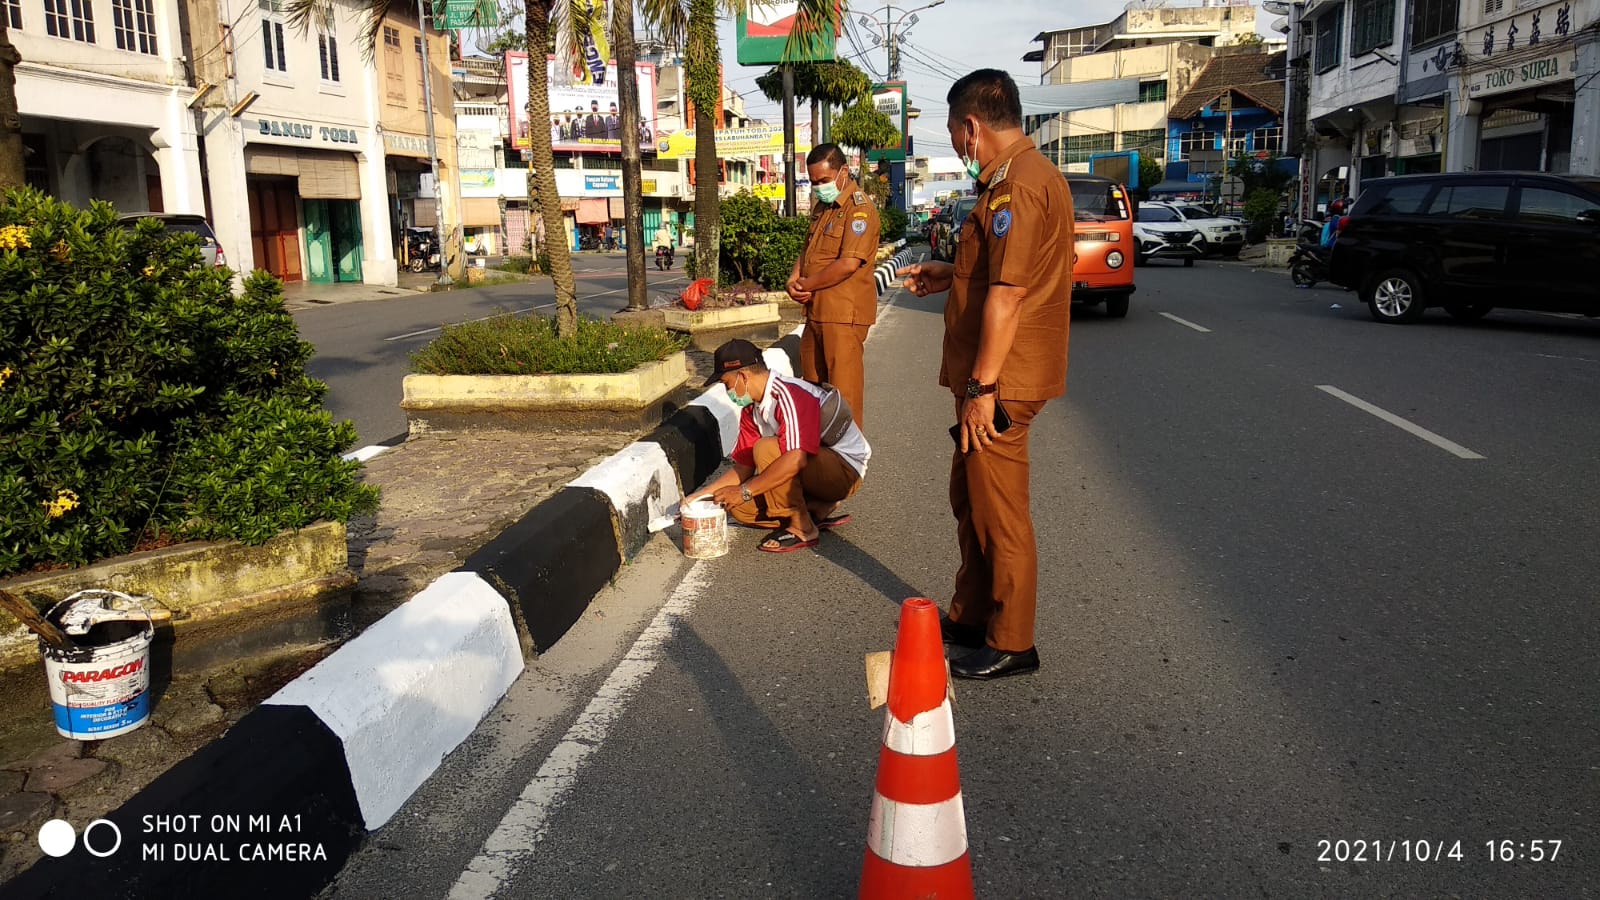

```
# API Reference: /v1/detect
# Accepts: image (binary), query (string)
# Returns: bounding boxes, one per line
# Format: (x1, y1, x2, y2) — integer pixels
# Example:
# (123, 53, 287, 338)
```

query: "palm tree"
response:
(641, 0, 835, 286)
(0, 22, 22, 189)
(609, 3, 648, 311)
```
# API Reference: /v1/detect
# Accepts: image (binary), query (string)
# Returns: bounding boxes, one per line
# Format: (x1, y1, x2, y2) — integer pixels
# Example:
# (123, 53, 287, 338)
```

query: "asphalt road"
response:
(292, 253, 692, 446)
(325, 260, 1600, 898)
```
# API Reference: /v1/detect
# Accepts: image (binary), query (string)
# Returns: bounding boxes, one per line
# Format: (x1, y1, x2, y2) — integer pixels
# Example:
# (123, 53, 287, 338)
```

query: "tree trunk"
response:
(810, 98, 818, 148)
(687, 0, 719, 286)
(613, 1, 647, 310)
(0, 20, 24, 191)
(527, 0, 578, 337)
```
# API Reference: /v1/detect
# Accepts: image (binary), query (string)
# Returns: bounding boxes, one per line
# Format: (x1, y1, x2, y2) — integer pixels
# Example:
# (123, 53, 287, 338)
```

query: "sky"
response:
(719, 0, 1162, 158)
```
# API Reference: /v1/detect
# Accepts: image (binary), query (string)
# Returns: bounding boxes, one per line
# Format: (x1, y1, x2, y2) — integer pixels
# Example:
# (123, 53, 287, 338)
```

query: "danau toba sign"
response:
(654, 125, 811, 160)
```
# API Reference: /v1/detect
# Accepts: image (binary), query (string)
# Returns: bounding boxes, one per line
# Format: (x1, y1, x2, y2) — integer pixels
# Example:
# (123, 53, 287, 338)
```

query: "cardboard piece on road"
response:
(865, 651, 891, 709)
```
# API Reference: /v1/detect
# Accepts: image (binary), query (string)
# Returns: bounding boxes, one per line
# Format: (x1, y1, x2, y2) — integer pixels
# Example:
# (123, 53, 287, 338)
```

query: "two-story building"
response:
(187, 0, 394, 285)
(13, 0, 203, 214)
(377, 4, 458, 257)
(1156, 50, 1288, 198)
(1023, 0, 1263, 173)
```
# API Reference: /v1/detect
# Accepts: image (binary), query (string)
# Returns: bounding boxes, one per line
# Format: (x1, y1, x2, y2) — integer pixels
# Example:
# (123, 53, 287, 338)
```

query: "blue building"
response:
(1151, 51, 1293, 201)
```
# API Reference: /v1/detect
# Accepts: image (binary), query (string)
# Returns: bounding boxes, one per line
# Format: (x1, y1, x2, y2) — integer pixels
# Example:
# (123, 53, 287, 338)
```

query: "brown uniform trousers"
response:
(727, 436, 862, 528)
(799, 179, 880, 429)
(940, 138, 1075, 653)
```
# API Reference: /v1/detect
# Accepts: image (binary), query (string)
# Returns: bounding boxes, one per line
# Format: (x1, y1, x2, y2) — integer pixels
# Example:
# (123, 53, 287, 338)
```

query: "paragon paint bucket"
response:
(41, 591, 154, 740)
(681, 499, 728, 559)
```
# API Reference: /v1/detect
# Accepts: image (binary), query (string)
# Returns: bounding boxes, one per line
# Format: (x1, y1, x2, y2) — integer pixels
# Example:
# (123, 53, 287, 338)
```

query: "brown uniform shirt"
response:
(800, 178, 881, 326)
(940, 137, 1075, 401)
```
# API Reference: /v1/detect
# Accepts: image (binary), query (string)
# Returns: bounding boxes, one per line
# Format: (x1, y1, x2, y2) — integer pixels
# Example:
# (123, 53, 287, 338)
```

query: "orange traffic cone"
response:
(860, 598, 975, 900)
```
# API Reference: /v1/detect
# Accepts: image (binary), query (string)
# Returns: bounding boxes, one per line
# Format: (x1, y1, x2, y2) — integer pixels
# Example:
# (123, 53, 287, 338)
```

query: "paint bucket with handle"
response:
(40, 590, 155, 740)
(679, 500, 728, 559)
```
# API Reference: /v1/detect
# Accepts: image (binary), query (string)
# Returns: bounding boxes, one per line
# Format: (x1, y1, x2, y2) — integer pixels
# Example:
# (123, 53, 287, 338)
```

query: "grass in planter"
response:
(410, 314, 688, 376)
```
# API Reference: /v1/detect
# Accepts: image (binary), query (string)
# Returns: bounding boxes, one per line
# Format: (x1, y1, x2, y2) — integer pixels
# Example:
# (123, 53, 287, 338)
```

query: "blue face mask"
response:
(814, 181, 840, 205)
(960, 125, 982, 180)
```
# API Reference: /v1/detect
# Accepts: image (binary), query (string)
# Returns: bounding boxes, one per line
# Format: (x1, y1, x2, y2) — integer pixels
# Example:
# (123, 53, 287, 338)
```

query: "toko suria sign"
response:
(1464, 0, 1586, 98)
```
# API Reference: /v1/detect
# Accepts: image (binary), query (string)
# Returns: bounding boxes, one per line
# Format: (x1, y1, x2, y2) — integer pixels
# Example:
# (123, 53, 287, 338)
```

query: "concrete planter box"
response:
(0, 521, 353, 671)
(663, 302, 782, 351)
(401, 351, 691, 434)
(1265, 237, 1297, 268)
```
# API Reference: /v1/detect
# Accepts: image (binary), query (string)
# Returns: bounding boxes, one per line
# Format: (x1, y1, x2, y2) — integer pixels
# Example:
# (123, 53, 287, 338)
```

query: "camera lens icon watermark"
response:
(38, 818, 122, 858)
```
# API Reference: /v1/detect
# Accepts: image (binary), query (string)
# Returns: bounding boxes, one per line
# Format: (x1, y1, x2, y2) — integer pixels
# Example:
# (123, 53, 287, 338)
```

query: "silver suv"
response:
(118, 213, 227, 269)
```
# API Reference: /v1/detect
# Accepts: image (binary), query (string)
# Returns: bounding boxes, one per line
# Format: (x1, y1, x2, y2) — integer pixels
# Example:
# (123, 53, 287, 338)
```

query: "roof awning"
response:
(1018, 78, 1142, 116)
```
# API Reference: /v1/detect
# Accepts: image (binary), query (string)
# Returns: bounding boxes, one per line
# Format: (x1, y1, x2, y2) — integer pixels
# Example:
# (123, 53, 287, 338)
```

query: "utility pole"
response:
(857, 1, 944, 82)
(415, 0, 452, 285)
(782, 64, 797, 217)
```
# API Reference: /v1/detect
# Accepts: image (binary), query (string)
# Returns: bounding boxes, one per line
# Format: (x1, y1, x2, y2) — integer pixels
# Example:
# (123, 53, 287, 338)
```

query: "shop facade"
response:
(196, 0, 394, 285)
(12, 0, 203, 215)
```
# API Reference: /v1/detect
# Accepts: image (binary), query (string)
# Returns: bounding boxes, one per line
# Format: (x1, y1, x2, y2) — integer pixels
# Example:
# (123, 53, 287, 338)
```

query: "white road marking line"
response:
(1159, 312, 1212, 333)
(1536, 353, 1600, 363)
(1316, 385, 1486, 460)
(384, 304, 552, 342)
(448, 561, 709, 900)
(341, 445, 391, 463)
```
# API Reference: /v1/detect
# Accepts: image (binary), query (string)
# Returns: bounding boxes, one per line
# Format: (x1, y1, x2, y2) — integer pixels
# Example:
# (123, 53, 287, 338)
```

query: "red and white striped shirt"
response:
(731, 374, 870, 477)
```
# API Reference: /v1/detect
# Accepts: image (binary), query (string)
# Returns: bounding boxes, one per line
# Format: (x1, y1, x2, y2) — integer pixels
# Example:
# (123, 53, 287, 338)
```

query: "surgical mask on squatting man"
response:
(727, 377, 756, 408)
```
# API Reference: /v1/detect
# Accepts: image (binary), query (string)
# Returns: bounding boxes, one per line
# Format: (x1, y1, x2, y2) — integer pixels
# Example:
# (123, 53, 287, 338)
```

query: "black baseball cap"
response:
(705, 339, 762, 386)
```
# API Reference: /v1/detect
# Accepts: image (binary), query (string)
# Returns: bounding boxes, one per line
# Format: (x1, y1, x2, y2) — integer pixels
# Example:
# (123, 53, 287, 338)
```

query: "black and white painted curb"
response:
(2, 331, 806, 899)
(874, 240, 913, 295)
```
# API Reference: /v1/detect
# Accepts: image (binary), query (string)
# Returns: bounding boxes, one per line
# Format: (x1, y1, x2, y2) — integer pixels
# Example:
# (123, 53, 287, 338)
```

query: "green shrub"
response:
(0, 189, 377, 576)
(880, 206, 908, 243)
(495, 255, 534, 274)
(710, 191, 811, 290)
(1243, 189, 1280, 244)
(410, 314, 688, 376)
(758, 217, 809, 293)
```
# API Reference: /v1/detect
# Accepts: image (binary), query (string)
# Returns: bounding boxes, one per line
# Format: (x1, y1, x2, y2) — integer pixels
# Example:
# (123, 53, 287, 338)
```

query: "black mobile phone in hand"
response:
(949, 400, 1012, 446)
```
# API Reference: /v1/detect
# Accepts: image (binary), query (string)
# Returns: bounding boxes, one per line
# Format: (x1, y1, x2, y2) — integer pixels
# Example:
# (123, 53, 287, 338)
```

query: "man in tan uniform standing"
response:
(898, 69, 1075, 680)
(787, 143, 880, 429)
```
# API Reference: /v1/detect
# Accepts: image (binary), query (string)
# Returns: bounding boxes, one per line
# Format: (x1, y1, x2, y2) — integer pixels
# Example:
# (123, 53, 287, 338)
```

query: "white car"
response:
(1133, 204, 1203, 267)
(1148, 201, 1246, 258)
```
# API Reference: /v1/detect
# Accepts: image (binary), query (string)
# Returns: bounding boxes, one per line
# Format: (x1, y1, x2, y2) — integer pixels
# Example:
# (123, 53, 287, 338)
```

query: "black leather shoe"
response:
(950, 645, 1040, 680)
(939, 615, 985, 649)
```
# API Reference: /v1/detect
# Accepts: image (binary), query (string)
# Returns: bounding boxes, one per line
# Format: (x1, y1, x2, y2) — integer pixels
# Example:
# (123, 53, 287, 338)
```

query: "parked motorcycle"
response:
(654, 244, 674, 271)
(405, 228, 441, 273)
(1289, 239, 1330, 288)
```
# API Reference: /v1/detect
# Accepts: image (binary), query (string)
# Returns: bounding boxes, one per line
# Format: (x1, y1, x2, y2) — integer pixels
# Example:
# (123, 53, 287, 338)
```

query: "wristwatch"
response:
(740, 484, 752, 503)
(964, 377, 998, 398)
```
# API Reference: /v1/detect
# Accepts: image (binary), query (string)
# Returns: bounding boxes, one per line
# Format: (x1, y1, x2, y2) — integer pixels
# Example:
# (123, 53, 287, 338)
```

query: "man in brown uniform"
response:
(898, 69, 1075, 680)
(786, 143, 880, 429)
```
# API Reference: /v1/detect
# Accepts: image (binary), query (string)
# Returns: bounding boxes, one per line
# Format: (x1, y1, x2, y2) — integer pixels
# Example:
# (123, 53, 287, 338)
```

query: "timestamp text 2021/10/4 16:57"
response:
(1316, 839, 1564, 863)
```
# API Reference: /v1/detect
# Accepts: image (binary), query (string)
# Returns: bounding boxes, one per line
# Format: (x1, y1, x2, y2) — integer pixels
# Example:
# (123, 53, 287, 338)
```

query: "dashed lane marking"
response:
(1316, 385, 1485, 460)
(1159, 312, 1213, 333)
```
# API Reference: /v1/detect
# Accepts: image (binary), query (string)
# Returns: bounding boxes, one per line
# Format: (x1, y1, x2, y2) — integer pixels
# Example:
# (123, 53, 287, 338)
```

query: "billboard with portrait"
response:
(506, 52, 657, 153)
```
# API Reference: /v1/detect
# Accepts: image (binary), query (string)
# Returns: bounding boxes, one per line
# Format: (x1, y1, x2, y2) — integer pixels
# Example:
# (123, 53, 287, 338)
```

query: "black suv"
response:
(1329, 172, 1600, 323)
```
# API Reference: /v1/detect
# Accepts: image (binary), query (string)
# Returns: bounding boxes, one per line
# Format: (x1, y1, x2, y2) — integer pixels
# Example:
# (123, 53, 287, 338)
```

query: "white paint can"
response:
(680, 499, 728, 559)
(40, 591, 154, 740)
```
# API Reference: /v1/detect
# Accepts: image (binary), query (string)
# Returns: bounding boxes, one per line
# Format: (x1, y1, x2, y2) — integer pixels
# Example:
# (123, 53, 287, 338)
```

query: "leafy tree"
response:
(831, 101, 898, 158)
(755, 60, 871, 146)
(1137, 156, 1164, 198)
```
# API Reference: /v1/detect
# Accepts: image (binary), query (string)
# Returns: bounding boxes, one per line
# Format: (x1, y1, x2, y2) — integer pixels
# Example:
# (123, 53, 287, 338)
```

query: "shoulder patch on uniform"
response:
(988, 193, 1012, 211)
(853, 191, 868, 204)
(852, 218, 868, 235)
(992, 209, 1012, 238)
(993, 160, 1012, 183)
